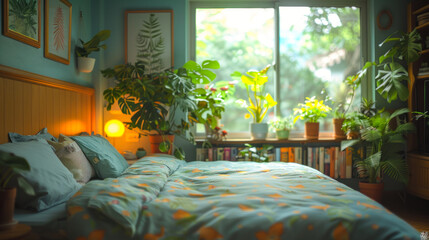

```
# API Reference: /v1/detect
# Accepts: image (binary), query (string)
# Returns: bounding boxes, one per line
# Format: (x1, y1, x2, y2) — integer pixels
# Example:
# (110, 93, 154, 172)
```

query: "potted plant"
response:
(269, 116, 294, 140)
(193, 80, 235, 139)
(233, 65, 277, 140)
(103, 60, 219, 159)
(238, 144, 274, 162)
(293, 97, 331, 140)
(330, 73, 361, 139)
(76, 30, 111, 73)
(0, 150, 34, 227)
(341, 108, 415, 202)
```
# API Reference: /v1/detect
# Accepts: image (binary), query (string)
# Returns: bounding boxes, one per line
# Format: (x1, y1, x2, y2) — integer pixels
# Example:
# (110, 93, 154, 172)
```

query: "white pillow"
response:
(48, 134, 95, 184)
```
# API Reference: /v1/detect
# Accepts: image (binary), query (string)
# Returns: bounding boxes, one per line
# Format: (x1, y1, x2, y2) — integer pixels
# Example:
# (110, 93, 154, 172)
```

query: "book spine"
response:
(334, 147, 339, 179)
(217, 147, 224, 161)
(288, 147, 295, 162)
(208, 148, 213, 162)
(224, 147, 231, 161)
(319, 147, 324, 173)
(329, 147, 336, 178)
(307, 147, 312, 167)
(295, 147, 302, 164)
(346, 147, 353, 178)
(231, 147, 238, 161)
(280, 147, 289, 162)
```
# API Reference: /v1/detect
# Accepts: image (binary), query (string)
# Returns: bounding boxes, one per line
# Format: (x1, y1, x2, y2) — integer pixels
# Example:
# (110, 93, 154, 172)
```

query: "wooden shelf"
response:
(419, 49, 429, 55)
(417, 74, 429, 79)
(413, 4, 429, 15)
(196, 137, 343, 145)
(416, 22, 429, 30)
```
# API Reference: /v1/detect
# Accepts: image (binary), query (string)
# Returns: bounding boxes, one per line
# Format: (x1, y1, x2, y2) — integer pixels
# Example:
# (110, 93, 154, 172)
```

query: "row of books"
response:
(195, 146, 355, 179)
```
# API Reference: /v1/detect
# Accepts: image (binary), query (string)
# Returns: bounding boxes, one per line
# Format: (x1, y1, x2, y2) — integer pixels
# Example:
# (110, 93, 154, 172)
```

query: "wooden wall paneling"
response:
(31, 84, 40, 133)
(0, 65, 95, 143)
(0, 78, 5, 143)
(22, 82, 32, 135)
(4, 79, 14, 139)
(13, 81, 24, 134)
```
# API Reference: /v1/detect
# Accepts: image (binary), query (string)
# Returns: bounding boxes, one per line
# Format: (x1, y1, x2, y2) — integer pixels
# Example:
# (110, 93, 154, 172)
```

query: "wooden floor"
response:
(382, 191, 429, 233)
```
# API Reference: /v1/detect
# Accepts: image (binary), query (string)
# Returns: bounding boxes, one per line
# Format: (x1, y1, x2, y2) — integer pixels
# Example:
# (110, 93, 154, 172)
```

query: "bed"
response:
(0, 65, 421, 240)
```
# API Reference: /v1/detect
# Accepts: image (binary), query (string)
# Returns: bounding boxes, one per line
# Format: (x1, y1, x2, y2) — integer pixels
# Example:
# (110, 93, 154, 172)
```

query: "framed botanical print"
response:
(44, 0, 71, 65)
(2, 0, 41, 48)
(125, 10, 174, 73)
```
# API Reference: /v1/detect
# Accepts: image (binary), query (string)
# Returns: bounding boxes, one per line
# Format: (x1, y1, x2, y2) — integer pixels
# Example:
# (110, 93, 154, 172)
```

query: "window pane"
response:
(196, 8, 275, 134)
(279, 7, 361, 131)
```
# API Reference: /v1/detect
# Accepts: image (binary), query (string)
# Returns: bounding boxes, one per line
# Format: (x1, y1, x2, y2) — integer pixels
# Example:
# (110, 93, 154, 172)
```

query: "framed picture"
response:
(44, 0, 71, 65)
(2, 0, 41, 48)
(125, 10, 174, 73)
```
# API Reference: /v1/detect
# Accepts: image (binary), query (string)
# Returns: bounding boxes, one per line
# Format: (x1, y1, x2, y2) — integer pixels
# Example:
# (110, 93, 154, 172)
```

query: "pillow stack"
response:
(1, 128, 128, 211)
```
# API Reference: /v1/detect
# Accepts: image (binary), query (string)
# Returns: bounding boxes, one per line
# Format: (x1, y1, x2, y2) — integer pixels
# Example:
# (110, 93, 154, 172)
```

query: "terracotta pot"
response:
(0, 188, 16, 226)
(333, 118, 346, 139)
(359, 181, 384, 203)
(347, 131, 360, 139)
(149, 135, 175, 155)
(304, 122, 319, 140)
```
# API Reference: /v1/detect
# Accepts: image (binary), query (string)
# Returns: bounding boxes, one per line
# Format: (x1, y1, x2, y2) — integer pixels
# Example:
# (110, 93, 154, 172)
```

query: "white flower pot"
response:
(78, 57, 96, 73)
(250, 122, 268, 140)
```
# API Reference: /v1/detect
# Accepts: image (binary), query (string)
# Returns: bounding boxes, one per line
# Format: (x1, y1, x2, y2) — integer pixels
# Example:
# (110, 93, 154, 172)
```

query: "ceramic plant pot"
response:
(304, 122, 319, 140)
(333, 118, 346, 139)
(359, 181, 384, 203)
(149, 135, 175, 155)
(0, 188, 16, 227)
(250, 123, 268, 140)
(276, 129, 290, 140)
(78, 57, 96, 73)
(136, 149, 147, 159)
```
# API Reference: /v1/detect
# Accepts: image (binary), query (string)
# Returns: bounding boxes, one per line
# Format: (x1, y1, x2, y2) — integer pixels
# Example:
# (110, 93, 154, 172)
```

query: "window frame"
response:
(189, 0, 370, 139)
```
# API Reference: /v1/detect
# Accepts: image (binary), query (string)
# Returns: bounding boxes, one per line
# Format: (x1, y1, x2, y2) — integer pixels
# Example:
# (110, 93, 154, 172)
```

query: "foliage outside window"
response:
(194, 4, 362, 137)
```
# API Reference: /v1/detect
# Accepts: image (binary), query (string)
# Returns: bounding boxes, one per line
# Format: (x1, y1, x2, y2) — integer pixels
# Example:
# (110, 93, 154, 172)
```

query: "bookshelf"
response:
(407, 1, 429, 200)
(195, 138, 357, 181)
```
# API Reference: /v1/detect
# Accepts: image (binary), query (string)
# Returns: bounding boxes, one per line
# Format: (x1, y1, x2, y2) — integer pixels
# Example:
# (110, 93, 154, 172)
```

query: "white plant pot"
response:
(78, 57, 96, 73)
(250, 122, 268, 140)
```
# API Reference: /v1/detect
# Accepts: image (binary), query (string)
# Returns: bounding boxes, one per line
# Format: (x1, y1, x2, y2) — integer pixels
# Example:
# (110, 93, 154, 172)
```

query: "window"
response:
(191, 1, 366, 138)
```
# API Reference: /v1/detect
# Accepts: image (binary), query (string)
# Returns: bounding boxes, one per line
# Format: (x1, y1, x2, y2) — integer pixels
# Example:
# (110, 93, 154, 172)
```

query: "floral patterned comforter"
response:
(66, 155, 419, 240)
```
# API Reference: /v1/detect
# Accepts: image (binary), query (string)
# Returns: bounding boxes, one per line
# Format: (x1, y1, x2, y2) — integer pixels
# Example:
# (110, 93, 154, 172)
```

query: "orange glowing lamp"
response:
(104, 119, 125, 137)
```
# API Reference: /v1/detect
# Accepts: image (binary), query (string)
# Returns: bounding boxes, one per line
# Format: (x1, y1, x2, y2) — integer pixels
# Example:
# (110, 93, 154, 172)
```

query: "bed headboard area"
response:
(0, 65, 95, 144)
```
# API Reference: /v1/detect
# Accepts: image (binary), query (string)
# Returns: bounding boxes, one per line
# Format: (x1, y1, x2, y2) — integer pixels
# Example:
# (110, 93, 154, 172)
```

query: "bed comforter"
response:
(66, 155, 420, 240)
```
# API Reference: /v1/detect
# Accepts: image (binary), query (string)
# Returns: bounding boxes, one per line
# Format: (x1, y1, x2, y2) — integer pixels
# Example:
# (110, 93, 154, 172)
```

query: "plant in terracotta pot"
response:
(269, 116, 294, 140)
(103, 60, 219, 159)
(293, 96, 331, 140)
(0, 150, 34, 226)
(233, 65, 277, 140)
(76, 30, 111, 73)
(341, 108, 415, 202)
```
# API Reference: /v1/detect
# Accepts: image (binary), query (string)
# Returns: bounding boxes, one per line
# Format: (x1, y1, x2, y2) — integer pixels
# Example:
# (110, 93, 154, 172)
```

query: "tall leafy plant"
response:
(0, 151, 34, 195)
(136, 13, 165, 74)
(233, 65, 277, 123)
(341, 108, 416, 184)
(76, 30, 111, 57)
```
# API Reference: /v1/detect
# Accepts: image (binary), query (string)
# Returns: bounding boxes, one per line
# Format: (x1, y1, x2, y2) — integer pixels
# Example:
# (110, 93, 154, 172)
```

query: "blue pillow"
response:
(0, 140, 81, 211)
(71, 136, 128, 179)
(9, 128, 58, 143)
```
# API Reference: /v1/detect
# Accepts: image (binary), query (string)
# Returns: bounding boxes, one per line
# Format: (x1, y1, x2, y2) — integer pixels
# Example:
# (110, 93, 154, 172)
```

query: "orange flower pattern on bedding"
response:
(66, 156, 420, 240)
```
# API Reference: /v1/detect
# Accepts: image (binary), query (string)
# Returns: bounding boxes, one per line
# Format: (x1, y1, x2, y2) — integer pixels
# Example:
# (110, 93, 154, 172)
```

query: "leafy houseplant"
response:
(103, 60, 219, 159)
(341, 108, 415, 201)
(269, 116, 294, 140)
(238, 144, 274, 162)
(233, 65, 277, 140)
(76, 30, 111, 73)
(294, 96, 331, 140)
(0, 150, 34, 225)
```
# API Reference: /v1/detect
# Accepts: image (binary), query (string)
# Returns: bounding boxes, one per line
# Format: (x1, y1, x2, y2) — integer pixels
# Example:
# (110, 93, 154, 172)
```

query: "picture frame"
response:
(44, 0, 71, 65)
(125, 10, 174, 72)
(2, 0, 41, 48)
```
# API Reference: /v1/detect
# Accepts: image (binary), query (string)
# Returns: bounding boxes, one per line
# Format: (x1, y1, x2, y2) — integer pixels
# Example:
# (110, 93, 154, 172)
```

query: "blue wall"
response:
(99, 0, 188, 70)
(0, 0, 94, 87)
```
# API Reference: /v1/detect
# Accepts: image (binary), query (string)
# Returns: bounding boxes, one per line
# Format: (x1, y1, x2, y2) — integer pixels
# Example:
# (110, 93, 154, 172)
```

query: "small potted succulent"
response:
(0, 151, 34, 226)
(294, 97, 331, 140)
(269, 116, 294, 140)
(76, 30, 111, 73)
(233, 65, 277, 140)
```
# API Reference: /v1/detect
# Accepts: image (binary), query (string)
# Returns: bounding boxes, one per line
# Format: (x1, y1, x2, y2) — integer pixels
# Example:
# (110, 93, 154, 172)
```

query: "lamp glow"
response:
(104, 119, 125, 137)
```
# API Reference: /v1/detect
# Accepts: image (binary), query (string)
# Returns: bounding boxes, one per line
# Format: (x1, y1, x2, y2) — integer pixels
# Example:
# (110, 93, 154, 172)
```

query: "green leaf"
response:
(17, 177, 35, 196)
(159, 140, 171, 153)
(340, 140, 360, 151)
(202, 60, 220, 69)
